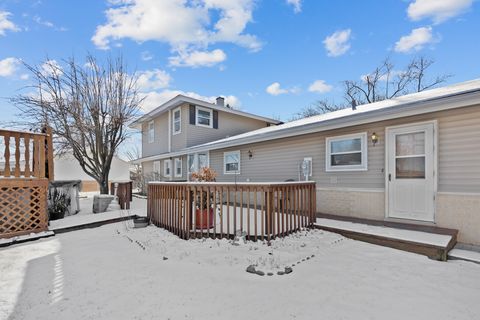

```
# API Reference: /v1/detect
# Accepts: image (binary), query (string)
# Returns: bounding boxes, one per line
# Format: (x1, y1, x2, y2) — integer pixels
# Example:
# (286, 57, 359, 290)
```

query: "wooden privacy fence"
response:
(148, 181, 316, 241)
(1, 128, 53, 239)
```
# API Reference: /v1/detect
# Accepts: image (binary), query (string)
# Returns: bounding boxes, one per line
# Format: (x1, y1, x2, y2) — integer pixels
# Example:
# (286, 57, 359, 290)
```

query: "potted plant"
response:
(47, 187, 71, 220)
(191, 167, 217, 229)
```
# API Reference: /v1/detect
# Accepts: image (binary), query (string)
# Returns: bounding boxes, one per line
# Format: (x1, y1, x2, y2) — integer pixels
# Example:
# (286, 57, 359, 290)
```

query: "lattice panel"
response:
(0, 179, 48, 238)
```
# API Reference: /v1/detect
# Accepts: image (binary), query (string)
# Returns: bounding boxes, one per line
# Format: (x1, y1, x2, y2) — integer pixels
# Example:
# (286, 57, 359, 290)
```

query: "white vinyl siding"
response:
(224, 151, 241, 174)
(173, 107, 181, 135)
(174, 158, 182, 177)
(326, 132, 368, 172)
(163, 159, 172, 178)
(148, 120, 155, 143)
(196, 106, 213, 128)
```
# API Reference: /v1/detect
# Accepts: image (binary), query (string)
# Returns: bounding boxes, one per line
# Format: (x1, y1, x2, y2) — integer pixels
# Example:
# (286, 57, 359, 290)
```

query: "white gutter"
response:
(131, 89, 480, 164)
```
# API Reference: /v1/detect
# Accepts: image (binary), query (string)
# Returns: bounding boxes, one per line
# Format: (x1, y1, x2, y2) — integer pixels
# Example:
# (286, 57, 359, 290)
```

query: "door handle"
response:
(388, 174, 391, 181)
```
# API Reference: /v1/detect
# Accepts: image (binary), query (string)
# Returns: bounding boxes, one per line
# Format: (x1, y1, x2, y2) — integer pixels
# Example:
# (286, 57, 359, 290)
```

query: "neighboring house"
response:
(129, 95, 281, 181)
(54, 153, 131, 192)
(132, 79, 480, 246)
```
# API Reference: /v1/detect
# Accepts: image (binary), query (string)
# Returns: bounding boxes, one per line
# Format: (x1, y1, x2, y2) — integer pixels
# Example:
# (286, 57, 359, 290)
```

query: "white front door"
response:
(386, 122, 436, 222)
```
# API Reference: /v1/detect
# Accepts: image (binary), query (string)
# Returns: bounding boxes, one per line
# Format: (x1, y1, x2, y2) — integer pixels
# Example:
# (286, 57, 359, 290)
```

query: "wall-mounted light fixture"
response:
(371, 132, 378, 146)
(248, 150, 253, 159)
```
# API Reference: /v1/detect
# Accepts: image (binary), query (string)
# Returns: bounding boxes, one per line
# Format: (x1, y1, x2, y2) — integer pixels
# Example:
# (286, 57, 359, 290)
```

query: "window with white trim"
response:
(153, 160, 161, 180)
(163, 159, 172, 177)
(196, 106, 213, 128)
(187, 153, 209, 177)
(326, 132, 367, 171)
(173, 107, 181, 134)
(224, 151, 240, 174)
(174, 158, 182, 177)
(148, 120, 155, 143)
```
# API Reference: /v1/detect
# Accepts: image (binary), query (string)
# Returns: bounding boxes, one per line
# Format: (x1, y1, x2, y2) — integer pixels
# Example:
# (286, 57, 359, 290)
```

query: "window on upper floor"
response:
(326, 132, 368, 172)
(196, 106, 213, 128)
(148, 120, 155, 143)
(224, 150, 240, 174)
(173, 107, 181, 135)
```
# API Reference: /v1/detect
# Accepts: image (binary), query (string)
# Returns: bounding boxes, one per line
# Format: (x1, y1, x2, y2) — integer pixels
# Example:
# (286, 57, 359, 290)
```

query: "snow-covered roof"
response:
(184, 79, 480, 153)
(131, 79, 480, 164)
(129, 94, 282, 129)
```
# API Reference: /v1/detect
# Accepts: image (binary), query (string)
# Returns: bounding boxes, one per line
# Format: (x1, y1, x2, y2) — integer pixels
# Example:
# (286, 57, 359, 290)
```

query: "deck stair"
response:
(448, 247, 480, 264)
(314, 214, 458, 261)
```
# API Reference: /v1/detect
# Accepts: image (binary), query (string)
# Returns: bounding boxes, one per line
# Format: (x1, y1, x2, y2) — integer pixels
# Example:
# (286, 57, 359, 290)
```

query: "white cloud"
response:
(266, 82, 298, 96)
(323, 29, 352, 57)
(0, 11, 19, 36)
(92, 0, 261, 66)
(407, 0, 473, 24)
(169, 49, 226, 68)
(140, 89, 241, 112)
(0, 57, 20, 77)
(141, 51, 153, 61)
(308, 80, 333, 93)
(394, 26, 437, 53)
(137, 69, 171, 91)
(40, 60, 63, 77)
(286, 0, 302, 13)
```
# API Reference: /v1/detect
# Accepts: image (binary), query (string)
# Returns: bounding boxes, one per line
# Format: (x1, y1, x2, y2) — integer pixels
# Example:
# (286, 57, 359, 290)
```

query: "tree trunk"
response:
(99, 178, 109, 194)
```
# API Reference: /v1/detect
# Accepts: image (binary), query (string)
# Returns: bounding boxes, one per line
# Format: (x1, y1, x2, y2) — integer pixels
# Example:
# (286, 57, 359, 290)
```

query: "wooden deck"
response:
(315, 213, 458, 261)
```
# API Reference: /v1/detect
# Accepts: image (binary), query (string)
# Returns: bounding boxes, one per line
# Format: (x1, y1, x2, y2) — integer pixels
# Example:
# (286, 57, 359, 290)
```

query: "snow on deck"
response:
(316, 218, 452, 248)
(449, 248, 480, 264)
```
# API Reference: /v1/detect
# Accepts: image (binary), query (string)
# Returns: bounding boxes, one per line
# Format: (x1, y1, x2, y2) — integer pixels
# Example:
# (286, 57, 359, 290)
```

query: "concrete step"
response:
(448, 248, 480, 264)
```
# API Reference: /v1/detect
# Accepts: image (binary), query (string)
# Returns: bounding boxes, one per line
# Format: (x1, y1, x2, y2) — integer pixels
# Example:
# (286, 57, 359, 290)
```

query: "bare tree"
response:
(295, 56, 451, 119)
(11, 55, 143, 194)
(292, 99, 344, 120)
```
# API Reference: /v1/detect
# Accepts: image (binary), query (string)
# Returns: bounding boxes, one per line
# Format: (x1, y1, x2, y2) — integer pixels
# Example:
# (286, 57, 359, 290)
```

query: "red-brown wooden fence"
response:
(148, 181, 316, 241)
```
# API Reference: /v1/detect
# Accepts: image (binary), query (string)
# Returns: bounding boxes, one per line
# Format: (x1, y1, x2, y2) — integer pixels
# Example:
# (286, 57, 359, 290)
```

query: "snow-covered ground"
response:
(49, 196, 147, 231)
(1, 222, 480, 320)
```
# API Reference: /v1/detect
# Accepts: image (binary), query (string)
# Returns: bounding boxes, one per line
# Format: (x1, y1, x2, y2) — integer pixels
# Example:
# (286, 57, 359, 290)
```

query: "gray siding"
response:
(186, 109, 269, 147)
(143, 155, 187, 182)
(210, 105, 480, 193)
(171, 104, 188, 152)
(142, 112, 169, 157)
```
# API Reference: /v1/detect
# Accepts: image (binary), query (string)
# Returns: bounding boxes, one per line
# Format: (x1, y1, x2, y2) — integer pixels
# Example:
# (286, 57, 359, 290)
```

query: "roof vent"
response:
(216, 96, 225, 107)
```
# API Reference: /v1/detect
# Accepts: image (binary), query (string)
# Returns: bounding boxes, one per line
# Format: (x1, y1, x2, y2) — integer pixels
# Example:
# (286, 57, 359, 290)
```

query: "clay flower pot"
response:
(195, 208, 214, 229)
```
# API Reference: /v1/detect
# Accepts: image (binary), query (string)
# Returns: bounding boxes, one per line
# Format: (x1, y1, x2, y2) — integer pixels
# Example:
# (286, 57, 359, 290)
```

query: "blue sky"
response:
(0, 0, 479, 124)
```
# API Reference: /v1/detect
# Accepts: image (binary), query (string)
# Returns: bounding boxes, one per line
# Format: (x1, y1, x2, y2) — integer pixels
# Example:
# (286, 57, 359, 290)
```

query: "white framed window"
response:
(195, 106, 213, 128)
(172, 107, 181, 135)
(163, 159, 172, 177)
(187, 153, 210, 176)
(148, 120, 155, 143)
(153, 160, 161, 180)
(326, 132, 368, 171)
(174, 158, 182, 178)
(224, 151, 240, 174)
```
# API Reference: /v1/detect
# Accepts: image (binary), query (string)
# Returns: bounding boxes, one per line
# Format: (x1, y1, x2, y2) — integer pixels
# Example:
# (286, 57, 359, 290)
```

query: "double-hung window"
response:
(148, 120, 155, 143)
(163, 159, 172, 177)
(224, 151, 240, 174)
(173, 107, 181, 135)
(326, 132, 367, 171)
(174, 158, 182, 178)
(196, 106, 213, 128)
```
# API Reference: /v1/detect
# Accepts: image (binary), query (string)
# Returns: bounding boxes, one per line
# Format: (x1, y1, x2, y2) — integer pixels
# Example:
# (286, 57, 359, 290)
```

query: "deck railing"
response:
(147, 181, 316, 241)
(0, 128, 53, 239)
(0, 128, 54, 180)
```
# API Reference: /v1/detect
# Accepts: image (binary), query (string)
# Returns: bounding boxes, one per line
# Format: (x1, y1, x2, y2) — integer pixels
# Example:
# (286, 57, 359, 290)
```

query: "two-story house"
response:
(130, 95, 281, 181)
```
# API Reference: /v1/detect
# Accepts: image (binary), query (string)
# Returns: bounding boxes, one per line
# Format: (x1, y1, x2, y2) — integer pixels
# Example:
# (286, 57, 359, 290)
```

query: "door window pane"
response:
(198, 153, 208, 168)
(396, 132, 425, 156)
(396, 157, 425, 179)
